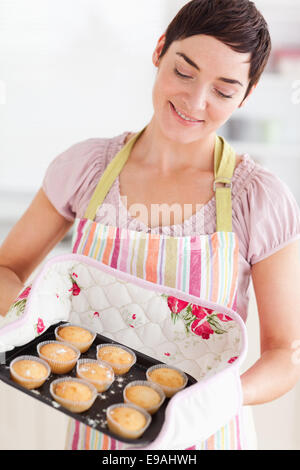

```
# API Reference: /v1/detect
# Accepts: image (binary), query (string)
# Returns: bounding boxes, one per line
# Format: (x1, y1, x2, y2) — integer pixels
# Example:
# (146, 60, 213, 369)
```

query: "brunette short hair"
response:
(159, 0, 272, 102)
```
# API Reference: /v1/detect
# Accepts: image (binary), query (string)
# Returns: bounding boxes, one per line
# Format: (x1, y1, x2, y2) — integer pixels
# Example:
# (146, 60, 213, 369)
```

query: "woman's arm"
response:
(0, 188, 73, 316)
(241, 239, 300, 405)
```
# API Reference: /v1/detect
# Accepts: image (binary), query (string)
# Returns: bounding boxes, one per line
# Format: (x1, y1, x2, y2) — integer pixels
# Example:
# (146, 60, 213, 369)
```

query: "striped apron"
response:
(65, 127, 251, 450)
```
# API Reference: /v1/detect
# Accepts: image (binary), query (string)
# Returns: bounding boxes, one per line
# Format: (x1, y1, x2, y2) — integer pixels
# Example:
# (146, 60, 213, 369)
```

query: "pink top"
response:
(42, 131, 300, 322)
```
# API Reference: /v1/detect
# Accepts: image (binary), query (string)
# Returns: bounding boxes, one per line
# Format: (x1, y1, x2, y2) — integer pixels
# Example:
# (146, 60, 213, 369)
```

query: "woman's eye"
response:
(215, 89, 233, 99)
(174, 68, 233, 99)
(174, 68, 192, 79)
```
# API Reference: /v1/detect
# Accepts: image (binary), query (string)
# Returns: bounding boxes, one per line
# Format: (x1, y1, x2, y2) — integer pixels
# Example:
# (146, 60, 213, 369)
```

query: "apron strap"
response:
(84, 127, 147, 221)
(84, 128, 236, 232)
(214, 136, 236, 232)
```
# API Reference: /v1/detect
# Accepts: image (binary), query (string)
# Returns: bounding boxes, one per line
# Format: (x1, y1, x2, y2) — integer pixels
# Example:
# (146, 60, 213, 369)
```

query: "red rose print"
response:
(191, 319, 214, 339)
(194, 305, 214, 316)
(191, 305, 208, 321)
(132, 314, 136, 320)
(164, 352, 171, 357)
(37, 318, 45, 334)
(94, 312, 100, 317)
(216, 314, 233, 322)
(167, 296, 189, 314)
(17, 286, 31, 301)
(69, 281, 81, 296)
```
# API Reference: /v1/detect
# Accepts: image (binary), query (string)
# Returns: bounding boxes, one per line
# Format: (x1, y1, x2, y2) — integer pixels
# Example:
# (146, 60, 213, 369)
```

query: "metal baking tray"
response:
(0, 322, 197, 446)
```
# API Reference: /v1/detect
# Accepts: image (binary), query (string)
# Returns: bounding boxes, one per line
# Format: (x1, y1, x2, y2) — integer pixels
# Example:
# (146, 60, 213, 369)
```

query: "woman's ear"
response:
(238, 83, 257, 108)
(152, 33, 167, 67)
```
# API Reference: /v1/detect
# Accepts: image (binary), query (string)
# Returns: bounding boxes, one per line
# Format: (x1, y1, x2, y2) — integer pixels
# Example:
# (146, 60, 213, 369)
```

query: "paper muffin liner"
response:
(123, 380, 165, 415)
(106, 402, 151, 440)
(50, 376, 97, 413)
(55, 323, 96, 353)
(9, 355, 51, 390)
(37, 340, 80, 374)
(146, 364, 188, 398)
(76, 358, 115, 393)
(96, 343, 136, 375)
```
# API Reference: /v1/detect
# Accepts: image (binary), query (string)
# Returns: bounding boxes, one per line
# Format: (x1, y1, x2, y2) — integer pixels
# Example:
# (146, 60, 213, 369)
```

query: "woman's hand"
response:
(241, 239, 300, 405)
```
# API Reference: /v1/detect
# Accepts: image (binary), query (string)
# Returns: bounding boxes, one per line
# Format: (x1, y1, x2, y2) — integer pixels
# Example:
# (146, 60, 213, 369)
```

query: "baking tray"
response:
(0, 322, 197, 446)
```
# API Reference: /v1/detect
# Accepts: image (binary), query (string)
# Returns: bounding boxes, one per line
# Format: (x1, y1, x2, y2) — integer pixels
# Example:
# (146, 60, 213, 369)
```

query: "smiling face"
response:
(152, 34, 253, 144)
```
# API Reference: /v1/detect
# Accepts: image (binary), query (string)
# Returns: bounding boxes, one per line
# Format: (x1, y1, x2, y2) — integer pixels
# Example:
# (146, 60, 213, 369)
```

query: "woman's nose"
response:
(191, 85, 208, 111)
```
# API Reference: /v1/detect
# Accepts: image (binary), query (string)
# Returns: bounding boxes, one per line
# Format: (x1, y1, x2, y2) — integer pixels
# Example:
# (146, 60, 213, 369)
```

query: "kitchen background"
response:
(0, 0, 300, 449)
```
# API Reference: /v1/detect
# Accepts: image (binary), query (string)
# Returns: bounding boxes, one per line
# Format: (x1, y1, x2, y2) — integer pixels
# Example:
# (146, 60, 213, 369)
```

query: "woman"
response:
(1, 0, 300, 450)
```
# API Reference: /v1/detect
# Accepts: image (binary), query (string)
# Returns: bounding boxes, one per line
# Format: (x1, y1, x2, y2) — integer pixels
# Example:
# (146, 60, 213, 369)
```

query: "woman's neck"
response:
(128, 117, 217, 175)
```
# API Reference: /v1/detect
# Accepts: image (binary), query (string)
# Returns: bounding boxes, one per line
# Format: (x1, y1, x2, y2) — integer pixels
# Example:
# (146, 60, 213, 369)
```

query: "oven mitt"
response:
(0, 260, 73, 354)
(0, 284, 34, 353)
(130, 367, 243, 450)
(0, 254, 245, 451)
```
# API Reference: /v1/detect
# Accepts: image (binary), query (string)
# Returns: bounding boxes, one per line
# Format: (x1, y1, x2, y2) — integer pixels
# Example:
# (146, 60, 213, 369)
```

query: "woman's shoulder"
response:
(42, 131, 130, 221)
(51, 132, 129, 166)
(232, 152, 296, 203)
(43, 131, 131, 180)
(232, 153, 300, 265)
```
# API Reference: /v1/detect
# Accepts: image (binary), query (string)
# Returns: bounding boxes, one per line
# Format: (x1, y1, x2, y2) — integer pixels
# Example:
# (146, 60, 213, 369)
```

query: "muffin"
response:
(146, 364, 188, 398)
(10, 355, 50, 390)
(96, 344, 136, 375)
(76, 359, 114, 392)
(123, 380, 165, 415)
(106, 403, 151, 440)
(50, 377, 97, 413)
(37, 340, 80, 374)
(55, 324, 96, 353)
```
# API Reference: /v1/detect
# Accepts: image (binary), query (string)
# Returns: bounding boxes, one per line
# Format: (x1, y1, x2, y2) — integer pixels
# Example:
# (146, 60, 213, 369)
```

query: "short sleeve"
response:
(42, 138, 108, 222)
(236, 164, 300, 266)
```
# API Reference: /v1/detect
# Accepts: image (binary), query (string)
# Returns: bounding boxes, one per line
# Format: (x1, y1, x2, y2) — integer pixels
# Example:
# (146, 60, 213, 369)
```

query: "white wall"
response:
(0, 0, 163, 193)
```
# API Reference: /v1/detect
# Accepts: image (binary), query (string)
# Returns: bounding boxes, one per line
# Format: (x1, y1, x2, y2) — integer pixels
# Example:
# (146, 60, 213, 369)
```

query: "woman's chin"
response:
(160, 120, 209, 144)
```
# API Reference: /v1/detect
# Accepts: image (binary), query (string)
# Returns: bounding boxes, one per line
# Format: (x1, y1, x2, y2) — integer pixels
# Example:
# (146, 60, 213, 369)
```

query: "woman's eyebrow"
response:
(175, 52, 244, 87)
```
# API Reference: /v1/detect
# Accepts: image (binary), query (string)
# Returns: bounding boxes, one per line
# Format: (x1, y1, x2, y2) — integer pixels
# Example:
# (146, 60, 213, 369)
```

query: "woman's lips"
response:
(169, 101, 204, 125)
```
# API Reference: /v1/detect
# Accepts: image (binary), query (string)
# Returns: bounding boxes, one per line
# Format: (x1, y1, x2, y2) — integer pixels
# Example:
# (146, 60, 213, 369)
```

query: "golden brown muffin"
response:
(110, 406, 146, 431)
(107, 405, 150, 439)
(40, 343, 77, 362)
(38, 341, 80, 374)
(125, 385, 161, 410)
(76, 360, 114, 392)
(97, 345, 136, 375)
(55, 380, 93, 402)
(51, 378, 97, 413)
(97, 346, 132, 365)
(148, 367, 184, 388)
(10, 356, 50, 390)
(13, 359, 48, 380)
(147, 366, 187, 397)
(56, 325, 94, 352)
